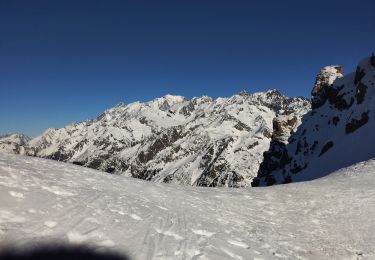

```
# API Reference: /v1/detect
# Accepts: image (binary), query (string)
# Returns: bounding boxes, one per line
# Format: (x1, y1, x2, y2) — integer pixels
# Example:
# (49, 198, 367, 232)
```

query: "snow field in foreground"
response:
(0, 153, 374, 259)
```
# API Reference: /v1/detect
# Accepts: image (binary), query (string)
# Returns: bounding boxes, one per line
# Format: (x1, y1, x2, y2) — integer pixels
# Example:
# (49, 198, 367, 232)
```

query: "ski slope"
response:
(0, 153, 374, 259)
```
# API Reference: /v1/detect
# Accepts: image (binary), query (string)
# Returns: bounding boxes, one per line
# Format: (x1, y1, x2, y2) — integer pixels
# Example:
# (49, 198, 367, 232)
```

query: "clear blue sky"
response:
(1, 0, 374, 136)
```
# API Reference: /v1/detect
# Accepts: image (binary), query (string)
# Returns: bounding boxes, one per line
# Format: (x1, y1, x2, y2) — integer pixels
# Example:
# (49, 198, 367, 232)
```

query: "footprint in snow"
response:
(44, 221, 57, 228)
(130, 214, 143, 221)
(9, 191, 24, 199)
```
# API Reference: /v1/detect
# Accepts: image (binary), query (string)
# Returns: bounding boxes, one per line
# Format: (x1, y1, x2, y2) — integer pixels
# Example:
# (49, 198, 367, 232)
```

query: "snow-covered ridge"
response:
(0, 134, 30, 155)
(0, 90, 310, 187)
(0, 152, 374, 259)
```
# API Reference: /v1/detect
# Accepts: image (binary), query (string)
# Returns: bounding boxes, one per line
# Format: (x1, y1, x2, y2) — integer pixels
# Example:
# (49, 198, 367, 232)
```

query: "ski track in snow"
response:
(0, 153, 374, 259)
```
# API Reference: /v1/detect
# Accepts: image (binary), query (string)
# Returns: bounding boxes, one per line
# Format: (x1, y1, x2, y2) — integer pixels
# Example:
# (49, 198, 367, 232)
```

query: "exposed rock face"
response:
(271, 112, 298, 144)
(253, 111, 301, 186)
(253, 52, 375, 186)
(311, 66, 343, 96)
(311, 66, 343, 109)
(0, 90, 309, 187)
(345, 111, 369, 134)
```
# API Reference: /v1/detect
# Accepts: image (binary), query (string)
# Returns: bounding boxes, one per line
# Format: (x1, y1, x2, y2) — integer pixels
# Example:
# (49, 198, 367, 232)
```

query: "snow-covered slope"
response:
(2, 90, 309, 187)
(0, 153, 374, 259)
(253, 53, 375, 186)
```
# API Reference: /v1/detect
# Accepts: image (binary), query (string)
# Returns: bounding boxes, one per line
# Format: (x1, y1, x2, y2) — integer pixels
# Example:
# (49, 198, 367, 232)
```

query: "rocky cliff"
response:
(253, 52, 375, 186)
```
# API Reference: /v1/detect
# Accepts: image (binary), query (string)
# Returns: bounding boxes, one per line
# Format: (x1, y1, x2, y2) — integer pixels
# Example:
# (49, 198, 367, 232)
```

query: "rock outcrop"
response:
(311, 66, 343, 109)
(253, 110, 302, 186)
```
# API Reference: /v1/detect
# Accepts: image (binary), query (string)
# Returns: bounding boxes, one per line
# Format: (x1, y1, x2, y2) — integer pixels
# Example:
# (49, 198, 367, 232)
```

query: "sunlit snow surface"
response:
(0, 153, 374, 259)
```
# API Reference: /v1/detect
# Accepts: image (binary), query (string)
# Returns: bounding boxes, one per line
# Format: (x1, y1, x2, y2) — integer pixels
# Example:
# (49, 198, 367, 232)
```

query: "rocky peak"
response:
(311, 66, 343, 96)
(192, 96, 212, 105)
(311, 65, 343, 109)
(251, 89, 309, 113)
(237, 90, 249, 97)
(265, 89, 283, 97)
(149, 95, 186, 111)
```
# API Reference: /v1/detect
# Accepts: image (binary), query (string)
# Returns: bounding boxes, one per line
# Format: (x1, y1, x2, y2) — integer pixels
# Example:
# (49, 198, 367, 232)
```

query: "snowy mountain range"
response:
(1, 52, 375, 258)
(1, 52, 374, 188)
(0, 90, 309, 187)
(253, 53, 375, 186)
